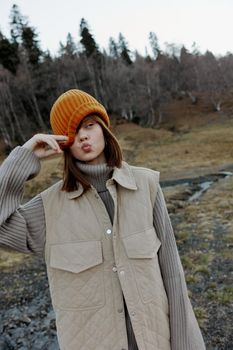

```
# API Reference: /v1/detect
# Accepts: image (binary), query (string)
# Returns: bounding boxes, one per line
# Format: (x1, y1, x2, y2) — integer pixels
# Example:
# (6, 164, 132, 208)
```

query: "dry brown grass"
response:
(20, 118, 233, 198)
(115, 119, 233, 180)
(0, 249, 33, 270)
(23, 155, 63, 200)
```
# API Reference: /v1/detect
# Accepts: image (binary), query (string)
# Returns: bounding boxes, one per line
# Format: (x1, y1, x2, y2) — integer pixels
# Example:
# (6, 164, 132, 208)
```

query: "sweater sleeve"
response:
(0, 146, 46, 254)
(153, 185, 206, 350)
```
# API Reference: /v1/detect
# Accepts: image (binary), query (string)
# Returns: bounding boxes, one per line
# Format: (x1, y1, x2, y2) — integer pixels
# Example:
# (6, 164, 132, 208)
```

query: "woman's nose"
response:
(79, 131, 89, 142)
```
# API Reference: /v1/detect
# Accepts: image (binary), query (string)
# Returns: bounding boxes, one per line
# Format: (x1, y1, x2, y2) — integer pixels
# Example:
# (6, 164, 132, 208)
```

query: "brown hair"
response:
(61, 115, 123, 192)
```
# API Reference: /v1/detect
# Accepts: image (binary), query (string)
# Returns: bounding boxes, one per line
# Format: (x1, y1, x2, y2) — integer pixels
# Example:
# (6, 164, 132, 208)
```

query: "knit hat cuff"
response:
(50, 89, 110, 148)
(63, 102, 109, 147)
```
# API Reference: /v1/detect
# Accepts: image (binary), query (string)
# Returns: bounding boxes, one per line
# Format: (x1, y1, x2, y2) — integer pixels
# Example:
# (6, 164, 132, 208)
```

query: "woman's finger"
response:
(23, 134, 69, 158)
(34, 135, 63, 149)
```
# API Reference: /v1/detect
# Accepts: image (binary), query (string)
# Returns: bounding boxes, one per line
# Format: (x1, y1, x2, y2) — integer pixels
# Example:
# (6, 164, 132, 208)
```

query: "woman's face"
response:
(70, 117, 106, 164)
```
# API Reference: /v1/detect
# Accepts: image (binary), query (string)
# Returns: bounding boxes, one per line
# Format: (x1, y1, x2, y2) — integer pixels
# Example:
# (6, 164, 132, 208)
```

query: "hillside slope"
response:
(21, 116, 233, 199)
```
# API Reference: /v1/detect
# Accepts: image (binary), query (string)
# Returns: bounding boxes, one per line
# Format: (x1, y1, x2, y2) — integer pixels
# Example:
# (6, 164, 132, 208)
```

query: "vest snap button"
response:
(112, 266, 117, 272)
(106, 229, 112, 235)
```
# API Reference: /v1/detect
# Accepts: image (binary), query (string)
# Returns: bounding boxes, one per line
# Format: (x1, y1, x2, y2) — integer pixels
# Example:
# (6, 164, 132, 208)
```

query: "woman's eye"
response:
(86, 122, 94, 128)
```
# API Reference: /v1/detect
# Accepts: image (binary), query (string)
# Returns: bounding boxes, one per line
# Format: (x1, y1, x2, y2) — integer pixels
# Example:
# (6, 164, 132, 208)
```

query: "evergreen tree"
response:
(9, 4, 42, 66)
(0, 32, 19, 74)
(118, 33, 132, 65)
(108, 37, 119, 58)
(148, 31, 160, 59)
(9, 4, 25, 43)
(42, 50, 53, 62)
(21, 25, 42, 66)
(80, 18, 99, 57)
(59, 33, 78, 57)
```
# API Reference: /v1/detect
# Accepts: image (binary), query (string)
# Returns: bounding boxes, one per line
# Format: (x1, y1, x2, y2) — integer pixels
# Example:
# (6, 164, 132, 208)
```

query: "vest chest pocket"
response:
(48, 241, 105, 310)
(122, 228, 168, 308)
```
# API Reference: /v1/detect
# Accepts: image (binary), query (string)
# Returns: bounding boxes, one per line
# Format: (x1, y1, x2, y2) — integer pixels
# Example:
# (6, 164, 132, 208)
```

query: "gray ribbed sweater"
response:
(0, 146, 206, 350)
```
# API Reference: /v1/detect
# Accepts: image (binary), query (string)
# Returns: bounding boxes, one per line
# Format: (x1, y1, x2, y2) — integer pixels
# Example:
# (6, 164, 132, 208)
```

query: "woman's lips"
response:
(81, 143, 92, 152)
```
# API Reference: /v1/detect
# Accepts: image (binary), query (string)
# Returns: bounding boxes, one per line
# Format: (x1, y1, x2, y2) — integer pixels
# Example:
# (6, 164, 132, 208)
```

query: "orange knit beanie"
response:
(50, 89, 110, 147)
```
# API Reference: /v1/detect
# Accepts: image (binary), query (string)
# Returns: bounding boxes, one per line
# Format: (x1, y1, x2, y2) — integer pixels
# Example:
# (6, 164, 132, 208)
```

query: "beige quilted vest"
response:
(41, 162, 170, 350)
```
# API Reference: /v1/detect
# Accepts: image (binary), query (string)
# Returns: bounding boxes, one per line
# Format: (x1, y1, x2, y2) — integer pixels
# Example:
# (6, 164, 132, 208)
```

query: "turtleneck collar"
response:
(76, 161, 113, 192)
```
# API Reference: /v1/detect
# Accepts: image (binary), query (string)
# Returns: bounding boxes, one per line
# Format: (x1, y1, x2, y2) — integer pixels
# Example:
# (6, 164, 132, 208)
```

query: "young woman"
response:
(0, 89, 206, 350)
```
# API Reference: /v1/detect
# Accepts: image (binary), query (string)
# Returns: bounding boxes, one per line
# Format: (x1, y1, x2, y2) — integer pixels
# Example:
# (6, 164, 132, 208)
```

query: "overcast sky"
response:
(0, 0, 232, 57)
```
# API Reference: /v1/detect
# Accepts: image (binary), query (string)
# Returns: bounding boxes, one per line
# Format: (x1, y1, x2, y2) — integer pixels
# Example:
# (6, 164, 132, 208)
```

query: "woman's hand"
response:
(22, 134, 68, 159)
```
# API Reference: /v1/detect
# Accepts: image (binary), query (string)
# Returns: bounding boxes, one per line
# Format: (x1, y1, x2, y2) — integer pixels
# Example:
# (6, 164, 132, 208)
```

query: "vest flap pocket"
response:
(50, 241, 103, 273)
(122, 228, 161, 258)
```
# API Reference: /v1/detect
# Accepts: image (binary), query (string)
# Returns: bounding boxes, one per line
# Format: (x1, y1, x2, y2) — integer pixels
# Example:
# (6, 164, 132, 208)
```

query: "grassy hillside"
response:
(115, 118, 233, 178)
(21, 116, 233, 200)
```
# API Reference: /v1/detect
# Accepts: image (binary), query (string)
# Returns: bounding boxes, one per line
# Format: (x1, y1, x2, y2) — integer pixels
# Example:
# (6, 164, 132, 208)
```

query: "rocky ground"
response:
(165, 172, 233, 350)
(0, 168, 232, 349)
(0, 255, 58, 350)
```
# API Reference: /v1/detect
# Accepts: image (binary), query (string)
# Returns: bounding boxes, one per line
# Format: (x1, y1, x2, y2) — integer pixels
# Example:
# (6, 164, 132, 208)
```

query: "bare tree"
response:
(196, 51, 227, 112)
